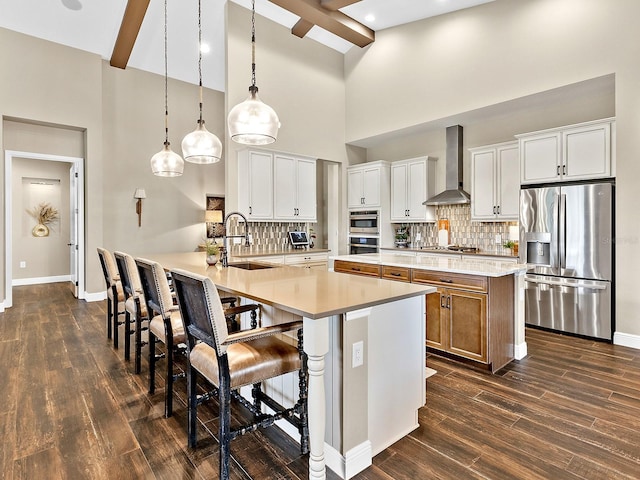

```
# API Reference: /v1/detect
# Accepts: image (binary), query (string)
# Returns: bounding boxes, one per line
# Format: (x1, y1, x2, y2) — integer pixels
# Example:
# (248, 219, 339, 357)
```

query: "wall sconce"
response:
(134, 188, 146, 227)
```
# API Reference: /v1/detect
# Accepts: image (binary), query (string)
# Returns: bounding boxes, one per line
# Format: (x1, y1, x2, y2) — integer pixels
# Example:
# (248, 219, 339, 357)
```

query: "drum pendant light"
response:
(151, 0, 184, 177)
(181, 0, 222, 164)
(228, 0, 280, 145)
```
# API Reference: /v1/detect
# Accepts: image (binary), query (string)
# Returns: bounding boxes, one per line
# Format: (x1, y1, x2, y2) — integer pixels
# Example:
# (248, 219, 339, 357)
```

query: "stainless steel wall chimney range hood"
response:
(423, 125, 470, 206)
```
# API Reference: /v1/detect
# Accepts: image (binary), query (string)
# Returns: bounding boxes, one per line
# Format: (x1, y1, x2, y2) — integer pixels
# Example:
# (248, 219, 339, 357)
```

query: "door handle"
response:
(493, 206, 497, 214)
(557, 165, 560, 176)
(563, 165, 567, 175)
(446, 295, 451, 309)
(497, 205, 500, 214)
(249, 206, 252, 215)
(440, 294, 445, 308)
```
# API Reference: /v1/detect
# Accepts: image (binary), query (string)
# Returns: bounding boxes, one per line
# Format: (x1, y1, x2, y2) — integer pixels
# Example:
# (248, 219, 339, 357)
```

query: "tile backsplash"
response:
(396, 204, 518, 255)
(225, 220, 315, 249)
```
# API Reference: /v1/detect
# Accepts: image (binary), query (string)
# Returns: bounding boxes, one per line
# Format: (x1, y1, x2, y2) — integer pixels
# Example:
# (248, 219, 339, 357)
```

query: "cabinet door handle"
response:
(557, 165, 560, 176)
(563, 165, 567, 175)
(440, 294, 446, 308)
(493, 206, 496, 214)
(249, 206, 252, 215)
(440, 279, 453, 283)
(497, 205, 500, 214)
(446, 295, 451, 309)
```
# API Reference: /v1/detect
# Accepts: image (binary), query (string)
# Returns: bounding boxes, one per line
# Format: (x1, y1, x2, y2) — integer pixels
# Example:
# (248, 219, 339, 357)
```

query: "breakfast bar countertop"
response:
(331, 253, 528, 277)
(141, 251, 432, 319)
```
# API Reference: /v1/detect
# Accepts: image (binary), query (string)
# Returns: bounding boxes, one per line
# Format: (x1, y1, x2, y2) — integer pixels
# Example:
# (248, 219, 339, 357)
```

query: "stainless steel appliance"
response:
(349, 210, 379, 234)
(520, 181, 614, 340)
(349, 235, 379, 254)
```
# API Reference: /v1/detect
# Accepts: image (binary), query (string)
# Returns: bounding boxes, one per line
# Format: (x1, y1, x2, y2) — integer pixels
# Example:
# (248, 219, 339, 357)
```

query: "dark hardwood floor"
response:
(2, 282, 640, 479)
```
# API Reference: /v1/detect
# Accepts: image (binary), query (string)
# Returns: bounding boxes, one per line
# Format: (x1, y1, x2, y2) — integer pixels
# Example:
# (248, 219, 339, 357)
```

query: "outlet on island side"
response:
(20, 261, 26, 268)
(352, 341, 364, 368)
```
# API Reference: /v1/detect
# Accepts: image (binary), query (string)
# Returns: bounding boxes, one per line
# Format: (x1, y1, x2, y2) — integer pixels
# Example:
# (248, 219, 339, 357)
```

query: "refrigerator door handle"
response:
(559, 193, 566, 269)
(524, 276, 607, 290)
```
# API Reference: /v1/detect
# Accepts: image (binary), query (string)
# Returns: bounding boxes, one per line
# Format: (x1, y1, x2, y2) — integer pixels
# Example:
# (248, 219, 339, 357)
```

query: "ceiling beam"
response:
(320, 0, 361, 11)
(269, 0, 374, 47)
(110, 0, 150, 69)
(292, 19, 314, 39)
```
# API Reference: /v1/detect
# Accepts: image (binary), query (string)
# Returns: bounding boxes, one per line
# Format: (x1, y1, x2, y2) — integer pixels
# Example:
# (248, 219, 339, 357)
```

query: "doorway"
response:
(4, 150, 85, 308)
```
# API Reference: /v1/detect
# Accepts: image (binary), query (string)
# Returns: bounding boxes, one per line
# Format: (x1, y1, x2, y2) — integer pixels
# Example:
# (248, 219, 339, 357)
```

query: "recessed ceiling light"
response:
(200, 43, 210, 54)
(365, 14, 375, 23)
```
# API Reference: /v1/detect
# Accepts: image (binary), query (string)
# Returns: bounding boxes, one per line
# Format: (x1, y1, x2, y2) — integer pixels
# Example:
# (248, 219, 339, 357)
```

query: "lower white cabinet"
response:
(470, 142, 519, 221)
(284, 252, 328, 270)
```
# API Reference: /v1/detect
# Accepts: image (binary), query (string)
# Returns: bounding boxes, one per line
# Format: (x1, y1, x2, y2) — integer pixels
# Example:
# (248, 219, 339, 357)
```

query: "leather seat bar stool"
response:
(97, 248, 125, 348)
(170, 268, 309, 480)
(135, 257, 185, 418)
(114, 251, 149, 373)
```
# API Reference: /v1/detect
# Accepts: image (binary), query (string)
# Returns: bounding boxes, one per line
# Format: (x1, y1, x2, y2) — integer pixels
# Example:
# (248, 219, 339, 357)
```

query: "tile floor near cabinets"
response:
(1, 283, 640, 479)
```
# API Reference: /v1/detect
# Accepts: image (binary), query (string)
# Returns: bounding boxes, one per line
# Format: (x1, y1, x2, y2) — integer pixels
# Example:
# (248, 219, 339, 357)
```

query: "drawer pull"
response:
(391, 272, 402, 277)
(440, 279, 453, 283)
(353, 267, 361, 271)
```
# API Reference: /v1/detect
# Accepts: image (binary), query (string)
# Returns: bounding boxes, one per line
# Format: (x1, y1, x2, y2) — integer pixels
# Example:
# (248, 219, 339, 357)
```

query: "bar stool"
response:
(114, 251, 149, 373)
(170, 268, 309, 480)
(97, 247, 125, 348)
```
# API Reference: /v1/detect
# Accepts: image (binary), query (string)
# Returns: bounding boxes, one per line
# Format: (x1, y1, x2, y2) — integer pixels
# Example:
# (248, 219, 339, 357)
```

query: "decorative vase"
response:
(32, 224, 49, 237)
(206, 254, 218, 266)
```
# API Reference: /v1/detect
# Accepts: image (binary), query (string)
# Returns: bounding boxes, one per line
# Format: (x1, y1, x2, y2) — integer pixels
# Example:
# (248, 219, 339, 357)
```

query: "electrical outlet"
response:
(352, 341, 364, 368)
(495, 234, 502, 245)
(19, 261, 26, 268)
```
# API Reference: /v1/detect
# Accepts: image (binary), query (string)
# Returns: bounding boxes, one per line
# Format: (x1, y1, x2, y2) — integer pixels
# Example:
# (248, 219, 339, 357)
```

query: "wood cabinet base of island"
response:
(415, 271, 514, 373)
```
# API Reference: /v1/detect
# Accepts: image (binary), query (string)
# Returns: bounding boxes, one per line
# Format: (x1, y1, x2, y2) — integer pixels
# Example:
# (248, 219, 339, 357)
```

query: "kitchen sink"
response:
(228, 262, 276, 270)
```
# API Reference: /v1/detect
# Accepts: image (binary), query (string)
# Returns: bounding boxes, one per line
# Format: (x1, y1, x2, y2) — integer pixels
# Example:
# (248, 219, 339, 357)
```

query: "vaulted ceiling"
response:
(0, 0, 494, 92)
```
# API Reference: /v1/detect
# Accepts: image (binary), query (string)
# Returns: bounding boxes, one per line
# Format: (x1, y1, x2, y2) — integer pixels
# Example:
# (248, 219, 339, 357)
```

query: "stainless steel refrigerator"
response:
(520, 182, 614, 340)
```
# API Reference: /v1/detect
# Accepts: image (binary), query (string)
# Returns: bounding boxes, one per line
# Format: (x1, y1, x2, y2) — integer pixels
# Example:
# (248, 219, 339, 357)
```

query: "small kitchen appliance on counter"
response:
(288, 231, 309, 249)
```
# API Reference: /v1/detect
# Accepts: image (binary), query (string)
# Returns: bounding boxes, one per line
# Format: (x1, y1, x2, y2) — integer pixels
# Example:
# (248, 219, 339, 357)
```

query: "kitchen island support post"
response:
(304, 316, 330, 480)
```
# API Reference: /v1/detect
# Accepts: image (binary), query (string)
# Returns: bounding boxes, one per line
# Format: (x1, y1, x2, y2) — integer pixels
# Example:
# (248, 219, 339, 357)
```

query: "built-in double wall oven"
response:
(349, 210, 379, 254)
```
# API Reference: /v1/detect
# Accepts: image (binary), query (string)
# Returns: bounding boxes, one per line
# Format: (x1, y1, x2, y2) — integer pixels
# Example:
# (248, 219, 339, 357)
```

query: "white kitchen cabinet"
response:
(238, 150, 273, 220)
(470, 142, 519, 221)
(273, 154, 316, 221)
(390, 157, 436, 222)
(347, 161, 390, 209)
(284, 251, 328, 270)
(518, 118, 614, 184)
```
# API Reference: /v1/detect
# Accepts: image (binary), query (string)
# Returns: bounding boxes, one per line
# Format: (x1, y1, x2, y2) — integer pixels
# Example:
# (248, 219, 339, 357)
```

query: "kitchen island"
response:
(332, 253, 528, 371)
(141, 252, 434, 480)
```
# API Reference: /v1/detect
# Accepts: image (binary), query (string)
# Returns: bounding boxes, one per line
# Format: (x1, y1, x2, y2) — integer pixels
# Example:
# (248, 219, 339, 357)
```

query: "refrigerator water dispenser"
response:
(524, 232, 551, 266)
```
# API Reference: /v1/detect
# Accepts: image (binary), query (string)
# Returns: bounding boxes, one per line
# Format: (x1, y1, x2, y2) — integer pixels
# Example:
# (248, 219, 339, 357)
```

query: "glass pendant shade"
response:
(150, 142, 184, 177)
(182, 120, 222, 163)
(228, 87, 280, 146)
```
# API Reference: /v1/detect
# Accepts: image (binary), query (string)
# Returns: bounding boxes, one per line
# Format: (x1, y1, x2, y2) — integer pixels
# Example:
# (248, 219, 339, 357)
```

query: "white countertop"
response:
(332, 253, 528, 277)
(228, 246, 330, 258)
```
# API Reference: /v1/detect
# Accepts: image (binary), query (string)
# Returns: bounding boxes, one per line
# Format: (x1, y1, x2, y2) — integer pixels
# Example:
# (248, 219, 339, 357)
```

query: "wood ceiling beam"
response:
(110, 0, 150, 69)
(269, 0, 374, 47)
(292, 19, 314, 39)
(320, 0, 361, 11)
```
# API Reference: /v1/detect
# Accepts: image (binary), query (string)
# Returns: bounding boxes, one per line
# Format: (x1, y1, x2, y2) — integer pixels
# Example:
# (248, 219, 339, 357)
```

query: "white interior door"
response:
(69, 164, 79, 297)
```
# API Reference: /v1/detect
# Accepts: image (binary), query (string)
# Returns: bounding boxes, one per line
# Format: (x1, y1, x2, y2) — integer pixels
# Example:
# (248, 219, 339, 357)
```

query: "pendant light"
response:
(181, 0, 222, 163)
(227, 0, 280, 145)
(151, 0, 184, 177)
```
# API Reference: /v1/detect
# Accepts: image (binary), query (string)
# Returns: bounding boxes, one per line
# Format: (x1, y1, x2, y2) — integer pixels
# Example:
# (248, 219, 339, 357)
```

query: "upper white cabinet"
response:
(274, 154, 316, 221)
(470, 142, 520, 221)
(517, 118, 614, 184)
(238, 150, 273, 220)
(347, 161, 390, 209)
(390, 157, 437, 222)
(238, 149, 316, 221)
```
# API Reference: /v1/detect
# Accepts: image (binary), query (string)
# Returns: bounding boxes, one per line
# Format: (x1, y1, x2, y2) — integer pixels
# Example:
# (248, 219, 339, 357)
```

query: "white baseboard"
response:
(84, 291, 107, 302)
(325, 441, 372, 480)
(514, 341, 528, 360)
(12, 275, 72, 286)
(0, 301, 4, 313)
(613, 331, 640, 350)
